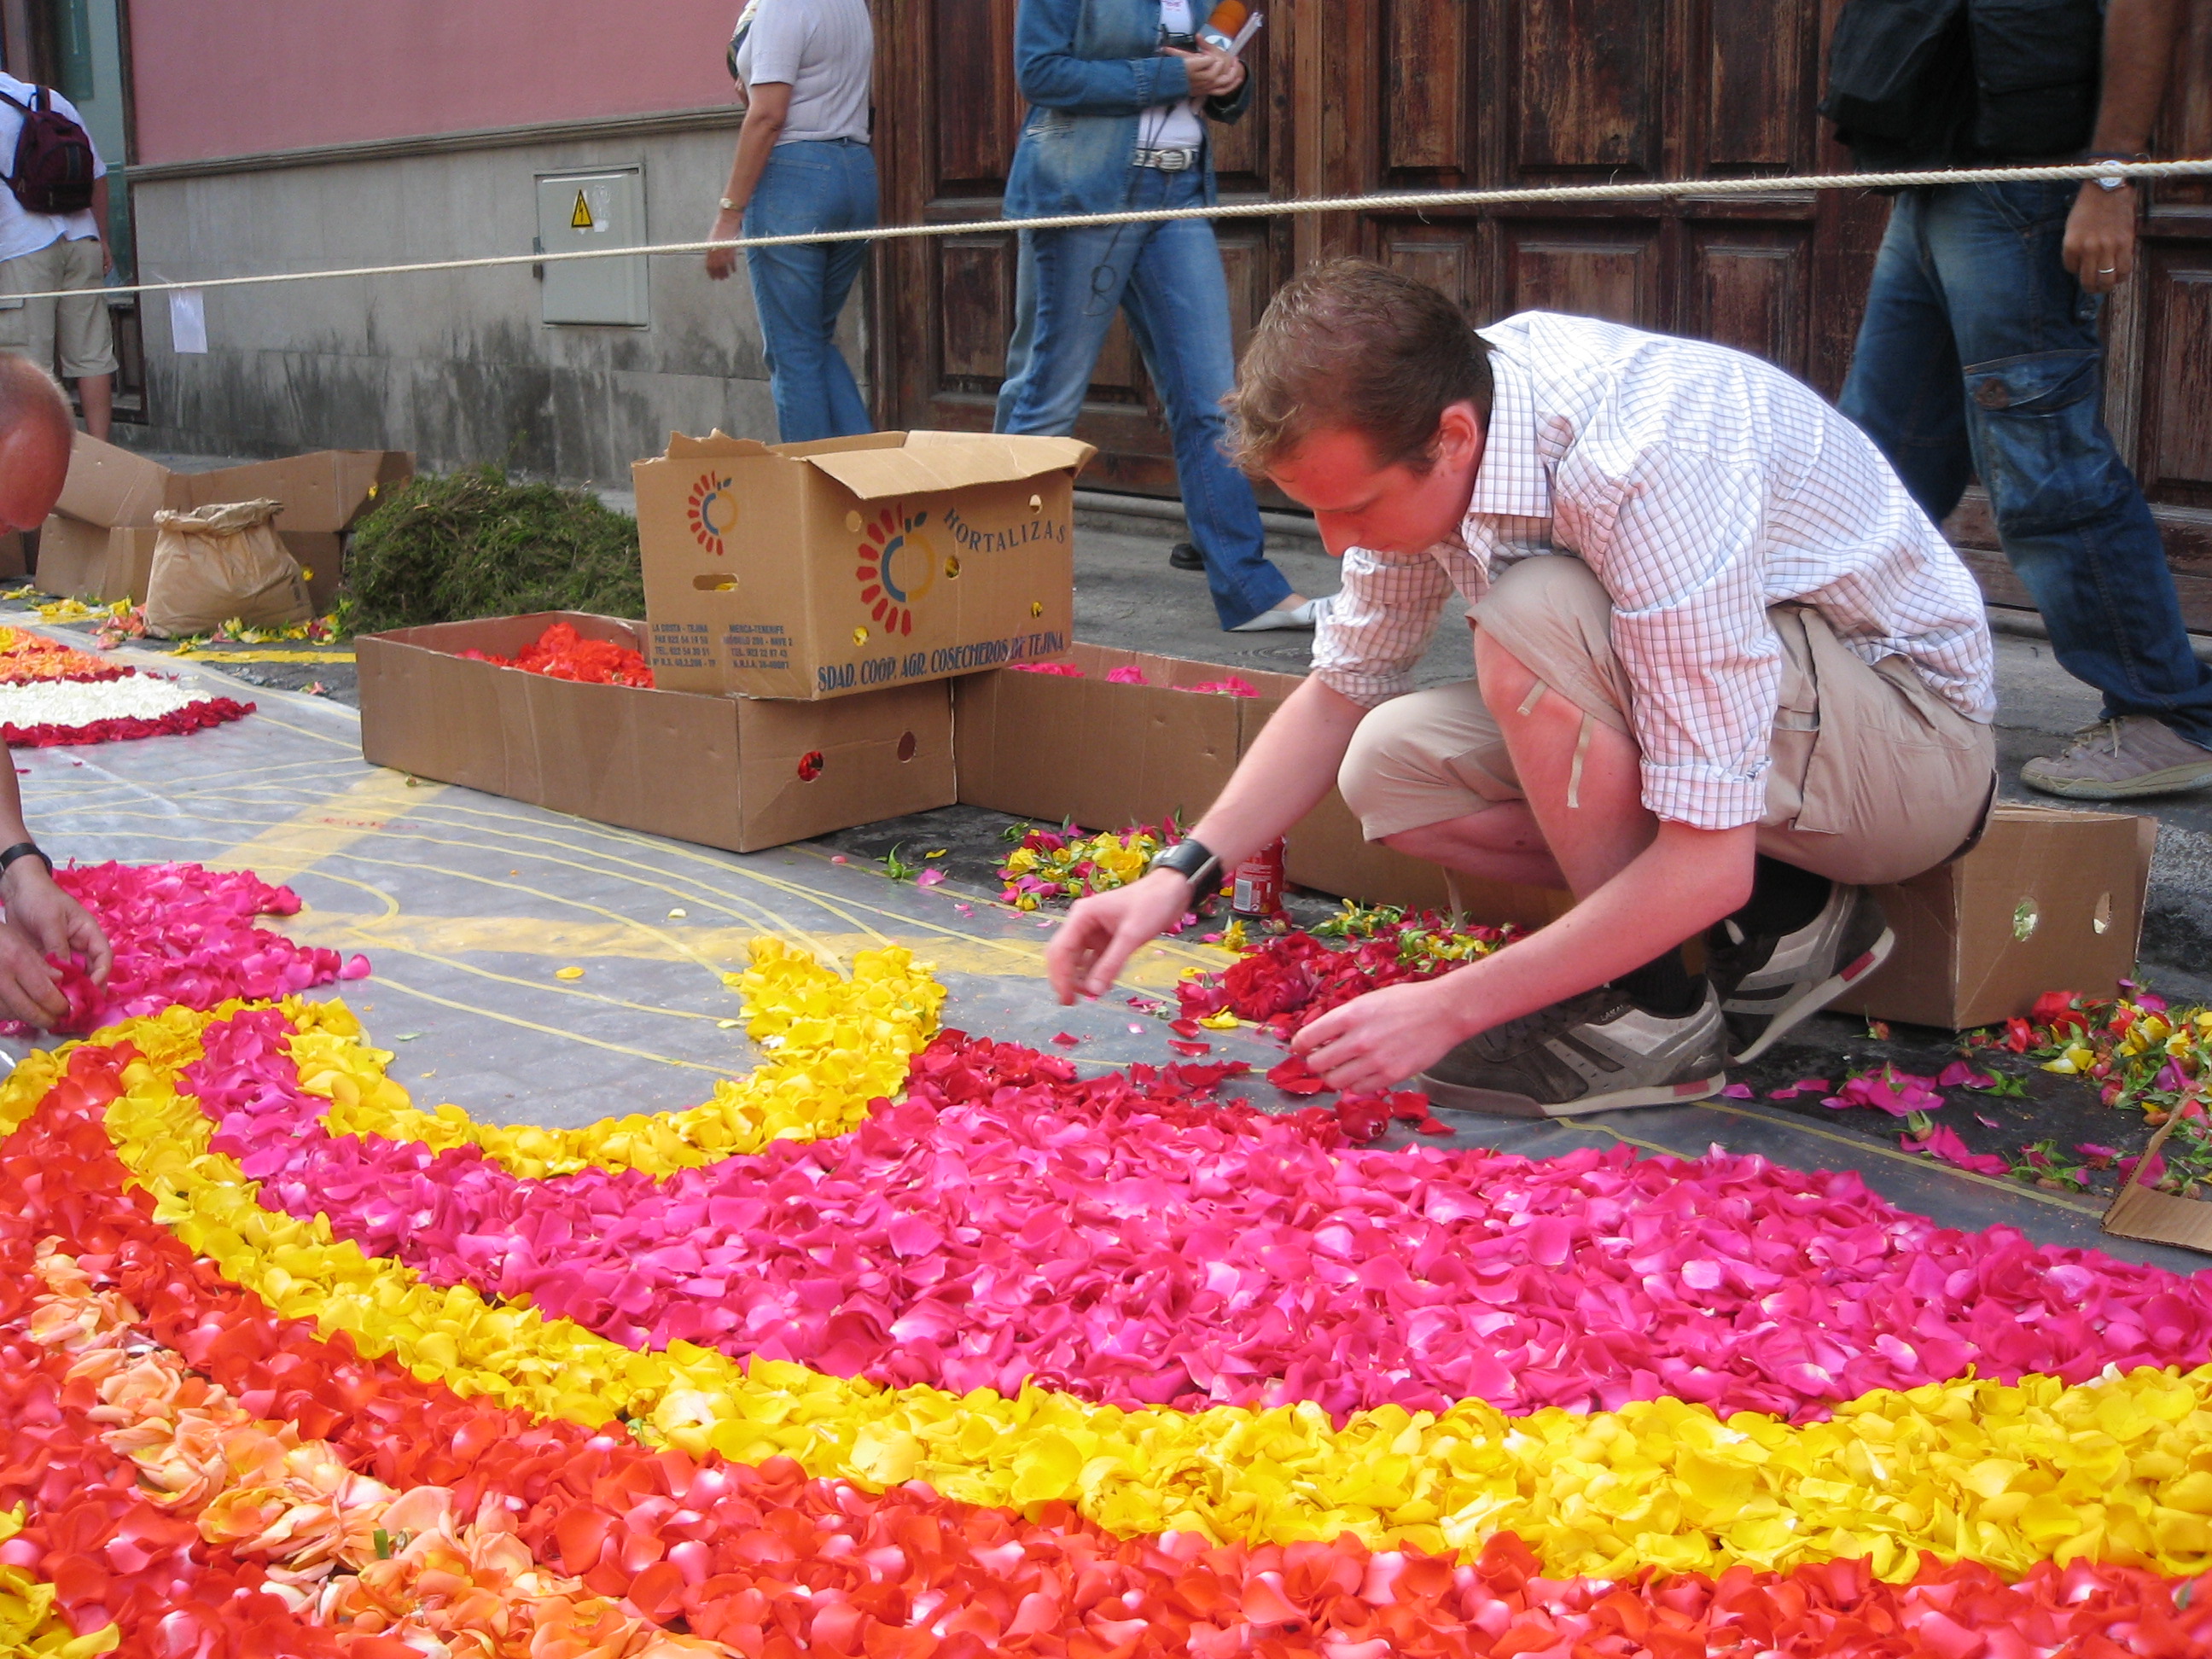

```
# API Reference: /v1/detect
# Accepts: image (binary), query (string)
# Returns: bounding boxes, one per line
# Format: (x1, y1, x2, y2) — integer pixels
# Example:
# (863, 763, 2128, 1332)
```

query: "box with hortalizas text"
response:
(635, 429, 1092, 701)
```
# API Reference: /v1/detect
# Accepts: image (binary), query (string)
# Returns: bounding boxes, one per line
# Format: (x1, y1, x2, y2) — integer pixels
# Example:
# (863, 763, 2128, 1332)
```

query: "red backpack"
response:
(0, 86, 96, 215)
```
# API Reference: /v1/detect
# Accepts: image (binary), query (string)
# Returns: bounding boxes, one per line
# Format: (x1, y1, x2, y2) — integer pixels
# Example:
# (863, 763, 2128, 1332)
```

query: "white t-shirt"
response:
(0, 73, 105, 265)
(1138, 0, 1207, 152)
(732, 0, 874, 145)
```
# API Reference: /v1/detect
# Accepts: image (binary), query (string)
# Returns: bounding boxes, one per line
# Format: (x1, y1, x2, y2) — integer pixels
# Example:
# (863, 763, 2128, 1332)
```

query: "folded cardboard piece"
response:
(635, 429, 1092, 701)
(952, 646, 1574, 928)
(357, 612, 955, 853)
(1830, 803, 2157, 1030)
(39, 434, 410, 605)
(2101, 1116, 2212, 1255)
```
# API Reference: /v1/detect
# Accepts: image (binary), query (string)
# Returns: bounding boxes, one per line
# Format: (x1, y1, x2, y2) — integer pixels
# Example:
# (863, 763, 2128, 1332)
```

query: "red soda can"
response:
(1231, 838, 1286, 921)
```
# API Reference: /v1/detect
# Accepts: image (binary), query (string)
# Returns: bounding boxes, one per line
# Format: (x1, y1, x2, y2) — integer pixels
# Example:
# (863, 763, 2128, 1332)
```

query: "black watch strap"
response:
(1149, 836, 1223, 896)
(0, 842, 51, 877)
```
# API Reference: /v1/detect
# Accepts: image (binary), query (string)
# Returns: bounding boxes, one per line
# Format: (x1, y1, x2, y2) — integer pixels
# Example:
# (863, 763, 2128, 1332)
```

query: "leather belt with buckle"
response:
(1132, 146, 1201, 171)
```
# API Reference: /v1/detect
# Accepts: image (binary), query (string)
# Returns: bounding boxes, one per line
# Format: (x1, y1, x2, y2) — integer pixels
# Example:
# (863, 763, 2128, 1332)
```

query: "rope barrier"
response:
(15, 157, 2212, 306)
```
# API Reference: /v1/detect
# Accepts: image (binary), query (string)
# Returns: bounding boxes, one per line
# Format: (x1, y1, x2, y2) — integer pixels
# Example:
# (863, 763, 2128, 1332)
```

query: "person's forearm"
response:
(1186, 677, 1365, 866)
(90, 175, 108, 226)
(1424, 821, 1755, 1042)
(719, 101, 787, 214)
(2092, 0, 2182, 152)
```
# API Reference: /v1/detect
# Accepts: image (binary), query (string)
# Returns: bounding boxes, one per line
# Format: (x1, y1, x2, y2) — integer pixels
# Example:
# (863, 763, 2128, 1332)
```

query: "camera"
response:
(1159, 28, 1198, 49)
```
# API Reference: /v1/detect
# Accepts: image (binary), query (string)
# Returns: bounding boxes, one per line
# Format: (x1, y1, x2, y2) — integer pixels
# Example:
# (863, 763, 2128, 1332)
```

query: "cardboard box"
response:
(32, 517, 165, 605)
(357, 611, 954, 853)
(282, 532, 346, 611)
(2102, 1117, 2212, 1255)
(55, 434, 189, 526)
(635, 429, 1091, 701)
(188, 451, 412, 535)
(954, 643, 1243, 830)
(55, 434, 410, 536)
(952, 647, 1575, 927)
(31, 513, 114, 598)
(1830, 803, 2157, 1030)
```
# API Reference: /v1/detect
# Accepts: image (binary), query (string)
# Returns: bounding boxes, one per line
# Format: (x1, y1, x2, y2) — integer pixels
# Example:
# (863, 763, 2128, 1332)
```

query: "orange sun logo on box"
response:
(687, 473, 737, 557)
(854, 505, 938, 637)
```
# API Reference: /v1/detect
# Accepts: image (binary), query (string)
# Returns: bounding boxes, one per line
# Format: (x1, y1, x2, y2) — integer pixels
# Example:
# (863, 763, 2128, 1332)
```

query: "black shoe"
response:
(1168, 541, 1205, 572)
(1704, 884, 1894, 1063)
(1416, 983, 1730, 1118)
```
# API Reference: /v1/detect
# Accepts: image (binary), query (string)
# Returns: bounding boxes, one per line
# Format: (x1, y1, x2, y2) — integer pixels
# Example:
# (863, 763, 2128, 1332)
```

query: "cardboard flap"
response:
(800, 433, 1095, 500)
(664, 431, 776, 460)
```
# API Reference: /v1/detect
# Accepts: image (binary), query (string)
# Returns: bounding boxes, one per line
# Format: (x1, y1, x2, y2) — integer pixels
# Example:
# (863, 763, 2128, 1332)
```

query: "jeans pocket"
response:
(1961, 346, 2116, 536)
(1976, 178, 2076, 231)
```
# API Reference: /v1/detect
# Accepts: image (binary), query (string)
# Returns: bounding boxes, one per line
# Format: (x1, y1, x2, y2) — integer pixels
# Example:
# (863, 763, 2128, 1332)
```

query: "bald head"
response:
(0, 357, 73, 532)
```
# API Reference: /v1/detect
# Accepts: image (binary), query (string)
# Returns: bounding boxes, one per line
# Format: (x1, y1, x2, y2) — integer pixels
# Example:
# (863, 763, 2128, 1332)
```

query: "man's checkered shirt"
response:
(1311, 311, 1997, 830)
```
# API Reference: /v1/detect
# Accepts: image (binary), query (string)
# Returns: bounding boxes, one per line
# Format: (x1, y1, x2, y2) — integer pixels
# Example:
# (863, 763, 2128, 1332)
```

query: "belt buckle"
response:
(1155, 147, 1192, 172)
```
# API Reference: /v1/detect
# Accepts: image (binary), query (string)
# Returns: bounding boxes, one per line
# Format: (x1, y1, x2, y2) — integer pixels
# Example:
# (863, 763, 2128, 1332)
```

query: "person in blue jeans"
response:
(1827, 0, 2212, 798)
(705, 0, 876, 443)
(994, 0, 1327, 633)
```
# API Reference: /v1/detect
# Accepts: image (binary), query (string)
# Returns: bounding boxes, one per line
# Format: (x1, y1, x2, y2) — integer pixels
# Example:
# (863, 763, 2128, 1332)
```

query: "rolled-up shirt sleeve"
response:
(1309, 544, 1463, 708)
(1589, 450, 1781, 830)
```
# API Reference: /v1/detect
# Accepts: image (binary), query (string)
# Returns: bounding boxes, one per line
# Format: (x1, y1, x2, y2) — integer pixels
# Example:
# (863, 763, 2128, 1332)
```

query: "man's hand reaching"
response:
(1045, 870, 1195, 1004)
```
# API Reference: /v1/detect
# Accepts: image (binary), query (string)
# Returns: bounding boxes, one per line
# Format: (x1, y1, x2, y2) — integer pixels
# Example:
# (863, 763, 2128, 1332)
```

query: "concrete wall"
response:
(129, 127, 871, 487)
(131, 0, 740, 163)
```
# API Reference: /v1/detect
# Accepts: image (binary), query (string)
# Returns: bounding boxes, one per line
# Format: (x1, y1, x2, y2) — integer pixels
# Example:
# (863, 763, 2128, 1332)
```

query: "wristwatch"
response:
(1148, 836, 1223, 898)
(2086, 152, 2146, 192)
(0, 841, 52, 877)
(718, 195, 741, 212)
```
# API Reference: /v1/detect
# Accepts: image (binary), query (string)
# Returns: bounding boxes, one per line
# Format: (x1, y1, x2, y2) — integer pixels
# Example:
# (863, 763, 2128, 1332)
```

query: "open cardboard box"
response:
(1830, 803, 2156, 1030)
(357, 612, 954, 853)
(959, 655, 2151, 1016)
(635, 429, 1091, 701)
(38, 434, 410, 606)
(2102, 1115, 2212, 1256)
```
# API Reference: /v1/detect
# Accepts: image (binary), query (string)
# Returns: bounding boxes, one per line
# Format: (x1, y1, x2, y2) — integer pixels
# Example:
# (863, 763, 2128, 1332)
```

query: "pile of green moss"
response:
(344, 466, 644, 632)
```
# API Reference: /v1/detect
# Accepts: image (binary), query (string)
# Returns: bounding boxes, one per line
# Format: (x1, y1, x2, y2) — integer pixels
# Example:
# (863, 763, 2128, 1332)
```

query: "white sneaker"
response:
(1228, 596, 1331, 633)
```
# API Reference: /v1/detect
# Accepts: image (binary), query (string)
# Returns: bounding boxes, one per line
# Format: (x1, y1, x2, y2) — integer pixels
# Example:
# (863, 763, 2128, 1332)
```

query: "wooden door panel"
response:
(1504, 224, 1660, 326)
(1377, 224, 1479, 312)
(1689, 227, 1811, 375)
(2140, 249, 2212, 509)
(1512, 0, 1663, 175)
(930, 0, 1023, 193)
(1385, 0, 1470, 178)
(936, 236, 1017, 385)
(1706, 4, 1810, 171)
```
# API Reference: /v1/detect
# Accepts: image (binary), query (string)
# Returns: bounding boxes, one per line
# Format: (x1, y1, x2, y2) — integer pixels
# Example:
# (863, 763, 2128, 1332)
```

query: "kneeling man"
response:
(1046, 259, 1996, 1115)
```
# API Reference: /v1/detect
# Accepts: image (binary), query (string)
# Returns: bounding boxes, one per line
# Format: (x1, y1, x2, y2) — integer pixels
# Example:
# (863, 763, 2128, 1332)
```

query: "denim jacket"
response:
(1003, 0, 1254, 220)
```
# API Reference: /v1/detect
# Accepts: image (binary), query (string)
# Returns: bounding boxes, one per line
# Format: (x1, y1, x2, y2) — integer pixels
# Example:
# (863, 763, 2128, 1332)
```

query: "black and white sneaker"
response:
(1704, 884, 1893, 1064)
(1415, 983, 1730, 1118)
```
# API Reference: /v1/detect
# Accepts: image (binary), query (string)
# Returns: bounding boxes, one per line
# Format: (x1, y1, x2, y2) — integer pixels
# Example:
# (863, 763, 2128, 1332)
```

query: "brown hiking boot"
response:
(2020, 716, 2212, 800)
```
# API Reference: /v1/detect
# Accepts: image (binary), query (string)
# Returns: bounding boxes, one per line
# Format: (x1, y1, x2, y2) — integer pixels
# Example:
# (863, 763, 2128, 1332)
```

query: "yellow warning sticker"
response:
(570, 190, 594, 230)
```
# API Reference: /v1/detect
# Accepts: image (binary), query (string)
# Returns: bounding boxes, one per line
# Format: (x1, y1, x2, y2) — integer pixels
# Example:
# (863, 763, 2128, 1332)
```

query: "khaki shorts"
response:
(0, 236, 116, 379)
(1340, 557, 1998, 888)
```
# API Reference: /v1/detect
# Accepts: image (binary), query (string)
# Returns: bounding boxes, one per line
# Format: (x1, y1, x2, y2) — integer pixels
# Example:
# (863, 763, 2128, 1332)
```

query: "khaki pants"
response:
(1340, 558, 1997, 888)
(0, 236, 116, 379)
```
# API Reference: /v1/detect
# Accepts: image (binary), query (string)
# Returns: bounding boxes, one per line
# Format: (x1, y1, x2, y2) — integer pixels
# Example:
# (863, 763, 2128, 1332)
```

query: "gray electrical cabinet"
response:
(535, 167, 650, 327)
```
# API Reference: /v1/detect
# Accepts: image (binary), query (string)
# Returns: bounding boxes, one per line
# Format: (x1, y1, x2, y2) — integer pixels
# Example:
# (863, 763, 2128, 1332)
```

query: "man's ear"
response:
(1431, 401, 1487, 474)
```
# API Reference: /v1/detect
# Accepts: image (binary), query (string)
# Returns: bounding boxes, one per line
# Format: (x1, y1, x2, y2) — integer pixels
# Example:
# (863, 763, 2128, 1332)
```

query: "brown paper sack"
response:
(143, 499, 312, 637)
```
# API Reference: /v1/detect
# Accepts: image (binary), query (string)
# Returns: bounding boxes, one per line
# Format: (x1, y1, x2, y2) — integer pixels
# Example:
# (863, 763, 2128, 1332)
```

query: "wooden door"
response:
(1308, 0, 1883, 400)
(871, 0, 1297, 492)
(875, 0, 2210, 629)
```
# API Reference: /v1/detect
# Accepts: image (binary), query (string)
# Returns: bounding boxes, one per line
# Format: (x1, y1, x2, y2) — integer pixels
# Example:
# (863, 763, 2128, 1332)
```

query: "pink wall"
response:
(131, 0, 743, 164)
